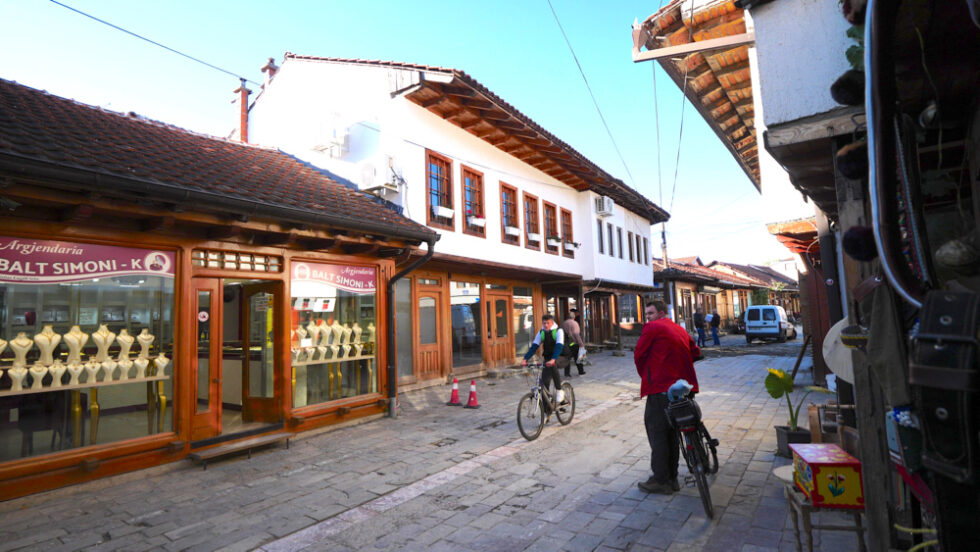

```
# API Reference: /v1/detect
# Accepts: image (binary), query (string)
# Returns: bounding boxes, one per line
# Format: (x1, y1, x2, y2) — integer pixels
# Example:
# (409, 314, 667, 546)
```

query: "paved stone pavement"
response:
(0, 347, 864, 552)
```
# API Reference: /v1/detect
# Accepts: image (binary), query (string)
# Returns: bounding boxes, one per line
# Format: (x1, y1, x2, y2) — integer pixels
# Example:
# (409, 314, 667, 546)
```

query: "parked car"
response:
(744, 305, 796, 343)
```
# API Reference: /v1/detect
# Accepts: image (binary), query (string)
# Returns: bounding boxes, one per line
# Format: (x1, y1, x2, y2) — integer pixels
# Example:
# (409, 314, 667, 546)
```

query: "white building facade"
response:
(248, 55, 667, 386)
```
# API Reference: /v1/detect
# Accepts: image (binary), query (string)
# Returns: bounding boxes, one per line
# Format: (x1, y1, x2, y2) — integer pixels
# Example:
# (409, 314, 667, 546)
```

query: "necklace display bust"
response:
(330, 321, 344, 345)
(92, 325, 116, 363)
(352, 322, 363, 344)
(117, 358, 133, 380)
(366, 322, 377, 354)
(133, 357, 149, 379)
(102, 359, 118, 381)
(317, 320, 331, 346)
(0, 338, 6, 358)
(154, 353, 170, 376)
(34, 326, 61, 366)
(10, 332, 33, 368)
(64, 326, 89, 365)
(295, 325, 308, 345)
(49, 359, 66, 387)
(137, 329, 154, 359)
(66, 361, 84, 385)
(341, 324, 353, 345)
(8, 365, 28, 392)
(116, 329, 134, 361)
(306, 320, 320, 347)
(29, 362, 48, 389)
(352, 342, 364, 358)
(83, 358, 101, 383)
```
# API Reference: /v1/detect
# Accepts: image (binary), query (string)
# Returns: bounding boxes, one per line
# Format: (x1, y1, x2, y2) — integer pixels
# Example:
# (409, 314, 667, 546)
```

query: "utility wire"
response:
(668, 0, 695, 215)
(546, 0, 635, 187)
(49, 0, 261, 87)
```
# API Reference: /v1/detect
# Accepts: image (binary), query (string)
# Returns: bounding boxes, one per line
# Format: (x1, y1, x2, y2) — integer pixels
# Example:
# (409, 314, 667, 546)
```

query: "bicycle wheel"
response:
(555, 382, 575, 425)
(699, 424, 720, 474)
(517, 392, 545, 441)
(686, 434, 714, 519)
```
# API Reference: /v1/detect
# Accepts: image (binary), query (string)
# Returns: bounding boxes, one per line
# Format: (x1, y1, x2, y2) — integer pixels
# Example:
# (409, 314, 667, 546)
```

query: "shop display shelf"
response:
(292, 354, 376, 366)
(0, 374, 169, 397)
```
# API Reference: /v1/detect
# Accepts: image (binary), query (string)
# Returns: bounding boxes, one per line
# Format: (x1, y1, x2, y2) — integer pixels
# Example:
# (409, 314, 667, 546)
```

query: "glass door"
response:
(191, 278, 221, 440)
(485, 291, 512, 365)
(241, 282, 280, 423)
(416, 290, 443, 380)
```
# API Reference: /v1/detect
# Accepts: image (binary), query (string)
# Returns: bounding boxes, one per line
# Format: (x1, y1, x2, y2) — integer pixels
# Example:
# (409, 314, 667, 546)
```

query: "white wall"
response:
(750, 0, 853, 127)
(578, 192, 653, 285)
(249, 59, 655, 287)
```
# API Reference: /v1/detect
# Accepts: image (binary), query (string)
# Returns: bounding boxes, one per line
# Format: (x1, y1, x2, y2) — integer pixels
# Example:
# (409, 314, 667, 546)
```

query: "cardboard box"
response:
(790, 443, 865, 509)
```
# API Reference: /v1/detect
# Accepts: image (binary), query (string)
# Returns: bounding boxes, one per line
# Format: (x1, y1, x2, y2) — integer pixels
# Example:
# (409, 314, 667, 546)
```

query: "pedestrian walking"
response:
(562, 309, 586, 376)
(634, 300, 701, 494)
(710, 309, 721, 346)
(693, 308, 706, 347)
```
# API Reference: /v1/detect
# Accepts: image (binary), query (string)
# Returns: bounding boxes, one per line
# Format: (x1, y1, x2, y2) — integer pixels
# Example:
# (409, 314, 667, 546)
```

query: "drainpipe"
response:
(386, 238, 437, 418)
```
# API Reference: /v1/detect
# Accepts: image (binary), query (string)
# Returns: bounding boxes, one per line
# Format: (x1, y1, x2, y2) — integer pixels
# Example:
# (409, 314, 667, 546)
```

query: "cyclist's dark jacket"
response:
(523, 327, 564, 361)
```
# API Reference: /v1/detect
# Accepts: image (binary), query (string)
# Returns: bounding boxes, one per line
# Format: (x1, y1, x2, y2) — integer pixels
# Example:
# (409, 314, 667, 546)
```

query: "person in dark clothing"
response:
(693, 308, 706, 347)
(709, 309, 721, 346)
(562, 309, 585, 376)
(634, 300, 701, 494)
(522, 314, 567, 405)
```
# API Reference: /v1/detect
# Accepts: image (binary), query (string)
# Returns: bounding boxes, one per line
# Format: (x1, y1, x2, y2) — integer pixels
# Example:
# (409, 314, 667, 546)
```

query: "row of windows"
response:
(426, 151, 575, 258)
(597, 219, 650, 266)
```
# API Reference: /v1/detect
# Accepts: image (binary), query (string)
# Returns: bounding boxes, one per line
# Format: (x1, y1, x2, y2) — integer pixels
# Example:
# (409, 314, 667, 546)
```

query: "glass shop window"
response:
(290, 261, 378, 408)
(513, 287, 534, 358)
(450, 281, 482, 368)
(0, 237, 176, 463)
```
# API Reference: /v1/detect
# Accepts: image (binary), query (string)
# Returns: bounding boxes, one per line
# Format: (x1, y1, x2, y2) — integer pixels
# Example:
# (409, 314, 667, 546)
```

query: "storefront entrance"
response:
(485, 290, 512, 365)
(191, 278, 281, 442)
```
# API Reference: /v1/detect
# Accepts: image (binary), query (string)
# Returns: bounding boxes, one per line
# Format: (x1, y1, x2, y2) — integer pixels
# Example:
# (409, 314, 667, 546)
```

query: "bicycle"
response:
(517, 362, 575, 441)
(666, 383, 720, 518)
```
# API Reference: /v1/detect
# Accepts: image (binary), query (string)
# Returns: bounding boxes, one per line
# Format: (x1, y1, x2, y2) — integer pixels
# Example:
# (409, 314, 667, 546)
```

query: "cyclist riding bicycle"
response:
(521, 314, 569, 408)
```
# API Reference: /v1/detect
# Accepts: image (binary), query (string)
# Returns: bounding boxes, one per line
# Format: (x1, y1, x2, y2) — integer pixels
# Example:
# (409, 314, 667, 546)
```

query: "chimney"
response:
(260, 57, 279, 89)
(232, 78, 252, 143)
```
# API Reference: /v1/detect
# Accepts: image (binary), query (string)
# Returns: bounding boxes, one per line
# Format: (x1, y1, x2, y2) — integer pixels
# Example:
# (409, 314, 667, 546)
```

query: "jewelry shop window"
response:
(290, 262, 377, 408)
(0, 237, 175, 462)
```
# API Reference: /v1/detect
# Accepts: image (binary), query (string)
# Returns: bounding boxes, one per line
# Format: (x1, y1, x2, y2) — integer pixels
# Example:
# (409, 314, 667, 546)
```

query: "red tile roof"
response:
(280, 54, 670, 225)
(654, 257, 765, 287)
(0, 78, 437, 242)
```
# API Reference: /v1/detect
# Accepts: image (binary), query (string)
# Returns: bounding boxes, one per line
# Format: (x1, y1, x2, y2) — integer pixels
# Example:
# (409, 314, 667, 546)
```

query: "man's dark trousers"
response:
(644, 393, 679, 484)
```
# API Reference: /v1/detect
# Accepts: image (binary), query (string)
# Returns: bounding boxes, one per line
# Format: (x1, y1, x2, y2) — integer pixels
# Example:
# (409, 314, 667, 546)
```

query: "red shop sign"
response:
(291, 262, 375, 294)
(0, 236, 175, 284)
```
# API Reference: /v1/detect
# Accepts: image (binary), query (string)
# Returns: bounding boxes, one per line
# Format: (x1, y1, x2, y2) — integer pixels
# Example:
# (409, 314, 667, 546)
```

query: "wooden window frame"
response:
(425, 150, 454, 230)
(627, 231, 635, 262)
(500, 182, 520, 246)
(607, 223, 614, 256)
(636, 234, 643, 265)
(460, 165, 485, 238)
(523, 191, 541, 251)
(543, 202, 559, 255)
(643, 237, 649, 265)
(617, 227, 624, 259)
(561, 208, 575, 258)
(597, 219, 604, 254)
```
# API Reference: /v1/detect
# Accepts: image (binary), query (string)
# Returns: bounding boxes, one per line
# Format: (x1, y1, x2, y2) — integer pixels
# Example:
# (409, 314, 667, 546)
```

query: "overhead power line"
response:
(546, 0, 636, 188)
(49, 0, 261, 87)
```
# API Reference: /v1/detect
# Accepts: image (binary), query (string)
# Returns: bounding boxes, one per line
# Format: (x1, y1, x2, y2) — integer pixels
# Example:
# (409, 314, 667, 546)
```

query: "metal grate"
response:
(192, 249, 282, 272)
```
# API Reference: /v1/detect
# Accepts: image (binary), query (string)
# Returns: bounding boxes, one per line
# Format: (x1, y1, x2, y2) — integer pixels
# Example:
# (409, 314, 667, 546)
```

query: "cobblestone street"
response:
(0, 341, 864, 552)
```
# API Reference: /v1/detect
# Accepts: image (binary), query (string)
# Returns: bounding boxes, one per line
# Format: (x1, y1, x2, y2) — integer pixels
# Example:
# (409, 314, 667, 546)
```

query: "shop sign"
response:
(291, 262, 376, 294)
(0, 236, 175, 283)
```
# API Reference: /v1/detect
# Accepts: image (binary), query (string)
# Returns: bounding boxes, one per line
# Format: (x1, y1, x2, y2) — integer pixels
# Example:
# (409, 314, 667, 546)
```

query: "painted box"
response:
(790, 443, 865, 509)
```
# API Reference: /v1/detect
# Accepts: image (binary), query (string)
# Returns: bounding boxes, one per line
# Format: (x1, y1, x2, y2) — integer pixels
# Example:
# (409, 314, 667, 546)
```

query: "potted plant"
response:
(432, 205, 454, 219)
(527, 231, 542, 242)
(504, 225, 520, 237)
(765, 368, 833, 457)
(466, 210, 486, 227)
(564, 240, 580, 250)
(546, 235, 562, 248)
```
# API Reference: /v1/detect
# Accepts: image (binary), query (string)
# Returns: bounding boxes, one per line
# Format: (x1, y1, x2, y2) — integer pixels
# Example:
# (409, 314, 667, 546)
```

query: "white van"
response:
(744, 305, 796, 343)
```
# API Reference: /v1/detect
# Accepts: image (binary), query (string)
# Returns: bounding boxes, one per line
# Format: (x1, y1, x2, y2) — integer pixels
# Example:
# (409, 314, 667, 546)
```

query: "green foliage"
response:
(846, 25, 864, 71)
(765, 368, 834, 431)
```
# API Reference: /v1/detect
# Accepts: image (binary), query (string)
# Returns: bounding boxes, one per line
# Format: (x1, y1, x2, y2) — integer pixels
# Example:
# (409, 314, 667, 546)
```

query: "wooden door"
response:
(485, 291, 512, 364)
(241, 282, 280, 423)
(416, 290, 443, 380)
(191, 278, 222, 441)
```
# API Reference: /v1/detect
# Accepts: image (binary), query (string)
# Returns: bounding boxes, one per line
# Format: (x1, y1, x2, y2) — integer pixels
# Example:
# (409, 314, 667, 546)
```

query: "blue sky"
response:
(0, 0, 808, 264)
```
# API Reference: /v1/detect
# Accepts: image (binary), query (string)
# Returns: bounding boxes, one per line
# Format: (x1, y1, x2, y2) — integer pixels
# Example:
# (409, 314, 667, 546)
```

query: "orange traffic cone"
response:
(447, 377, 462, 406)
(463, 380, 480, 409)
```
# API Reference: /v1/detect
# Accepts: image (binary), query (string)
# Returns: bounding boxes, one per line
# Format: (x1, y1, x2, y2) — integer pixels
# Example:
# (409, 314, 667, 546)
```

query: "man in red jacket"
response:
(634, 300, 701, 493)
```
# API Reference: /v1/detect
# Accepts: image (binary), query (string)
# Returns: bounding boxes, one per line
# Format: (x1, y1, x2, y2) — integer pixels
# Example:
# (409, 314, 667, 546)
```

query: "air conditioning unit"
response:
(312, 126, 350, 159)
(595, 195, 615, 217)
(359, 155, 399, 196)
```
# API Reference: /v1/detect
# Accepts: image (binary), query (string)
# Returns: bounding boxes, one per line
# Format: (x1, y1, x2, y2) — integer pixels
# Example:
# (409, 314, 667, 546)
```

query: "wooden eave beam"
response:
(252, 231, 297, 247)
(207, 225, 243, 240)
(140, 215, 175, 233)
(58, 204, 94, 223)
(341, 243, 380, 255)
(420, 96, 444, 108)
(633, 32, 755, 62)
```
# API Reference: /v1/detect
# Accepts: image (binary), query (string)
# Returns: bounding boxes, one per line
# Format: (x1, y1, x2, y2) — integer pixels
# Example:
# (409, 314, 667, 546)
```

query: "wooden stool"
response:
(773, 465, 867, 552)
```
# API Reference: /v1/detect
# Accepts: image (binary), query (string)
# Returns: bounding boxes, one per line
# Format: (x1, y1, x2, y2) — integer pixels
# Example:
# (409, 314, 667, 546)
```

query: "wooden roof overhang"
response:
(414, 251, 581, 283)
(766, 217, 820, 256)
(633, 0, 761, 190)
(398, 72, 670, 225)
(0, 169, 418, 259)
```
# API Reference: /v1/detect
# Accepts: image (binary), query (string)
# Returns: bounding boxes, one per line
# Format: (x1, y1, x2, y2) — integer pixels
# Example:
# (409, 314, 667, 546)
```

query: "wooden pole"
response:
(790, 333, 811, 382)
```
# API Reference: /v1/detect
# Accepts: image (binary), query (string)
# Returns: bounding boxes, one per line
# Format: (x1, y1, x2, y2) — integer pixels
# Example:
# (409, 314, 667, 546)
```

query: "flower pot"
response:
(564, 241, 579, 250)
(775, 425, 811, 458)
(504, 226, 520, 237)
(527, 232, 542, 242)
(432, 205, 454, 219)
(467, 216, 486, 227)
(547, 238, 562, 248)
